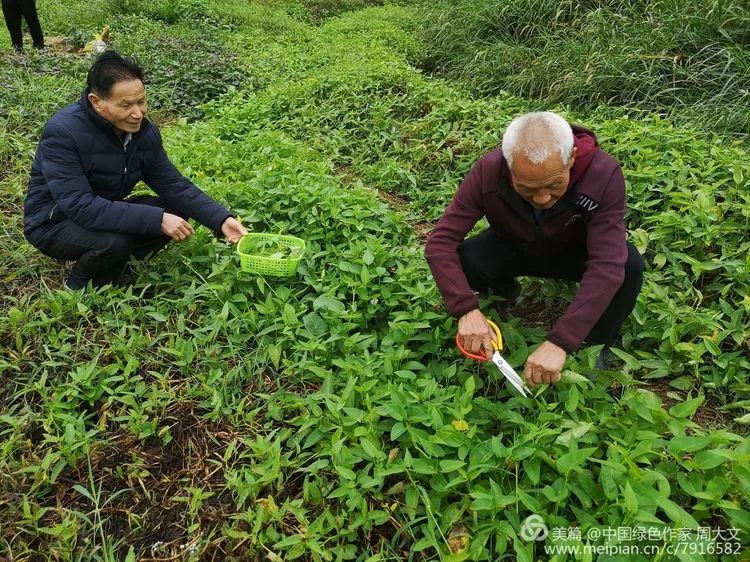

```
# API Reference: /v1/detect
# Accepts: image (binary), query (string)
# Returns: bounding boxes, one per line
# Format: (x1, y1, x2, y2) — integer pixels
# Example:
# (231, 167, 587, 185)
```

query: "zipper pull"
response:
(124, 167, 128, 174)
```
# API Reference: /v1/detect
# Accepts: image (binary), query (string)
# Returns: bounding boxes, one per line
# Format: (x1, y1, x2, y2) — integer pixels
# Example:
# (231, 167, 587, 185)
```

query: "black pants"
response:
(28, 195, 172, 290)
(1, 0, 44, 50)
(458, 229, 646, 346)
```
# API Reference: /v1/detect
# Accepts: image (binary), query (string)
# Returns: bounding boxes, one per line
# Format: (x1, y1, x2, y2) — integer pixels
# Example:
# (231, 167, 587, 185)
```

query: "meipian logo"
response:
(520, 514, 549, 542)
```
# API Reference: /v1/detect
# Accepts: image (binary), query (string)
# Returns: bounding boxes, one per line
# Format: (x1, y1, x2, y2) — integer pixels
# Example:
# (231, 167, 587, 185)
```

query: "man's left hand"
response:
(221, 217, 247, 243)
(524, 340, 566, 386)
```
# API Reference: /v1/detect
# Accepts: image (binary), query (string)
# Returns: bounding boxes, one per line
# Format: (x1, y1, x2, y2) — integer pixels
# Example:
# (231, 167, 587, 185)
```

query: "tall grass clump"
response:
(420, 0, 750, 135)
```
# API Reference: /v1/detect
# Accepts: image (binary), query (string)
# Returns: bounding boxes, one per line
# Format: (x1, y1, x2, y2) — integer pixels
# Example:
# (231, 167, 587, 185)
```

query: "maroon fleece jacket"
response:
(424, 125, 628, 352)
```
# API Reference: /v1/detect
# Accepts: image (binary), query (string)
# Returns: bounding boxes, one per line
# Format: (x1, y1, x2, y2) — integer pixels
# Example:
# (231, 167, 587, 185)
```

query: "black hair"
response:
(87, 50, 144, 98)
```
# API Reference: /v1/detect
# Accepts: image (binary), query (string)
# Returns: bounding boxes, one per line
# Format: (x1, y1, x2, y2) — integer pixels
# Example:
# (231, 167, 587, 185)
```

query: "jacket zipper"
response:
(120, 139, 129, 196)
(47, 203, 58, 221)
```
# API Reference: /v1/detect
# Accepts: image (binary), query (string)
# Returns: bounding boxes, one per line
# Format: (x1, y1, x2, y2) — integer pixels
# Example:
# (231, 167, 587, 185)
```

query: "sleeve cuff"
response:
(212, 212, 233, 238)
(450, 298, 480, 319)
(146, 207, 165, 237)
(545, 330, 578, 354)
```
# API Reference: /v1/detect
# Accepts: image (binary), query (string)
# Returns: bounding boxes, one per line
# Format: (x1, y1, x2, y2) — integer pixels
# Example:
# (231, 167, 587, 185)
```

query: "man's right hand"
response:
(457, 309, 496, 360)
(161, 212, 194, 241)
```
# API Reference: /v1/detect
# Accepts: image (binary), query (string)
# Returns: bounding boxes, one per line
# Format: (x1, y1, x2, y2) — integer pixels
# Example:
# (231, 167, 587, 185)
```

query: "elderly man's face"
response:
(88, 79, 148, 134)
(510, 147, 577, 209)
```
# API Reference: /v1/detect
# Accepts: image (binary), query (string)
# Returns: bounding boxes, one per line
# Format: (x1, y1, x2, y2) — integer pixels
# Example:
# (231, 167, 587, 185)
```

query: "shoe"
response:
(594, 346, 611, 370)
(588, 335, 621, 371)
(64, 276, 85, 291)
(593, 343, 625, 399)
(492, 280, 521, 320)
(11, 50, 29, 65)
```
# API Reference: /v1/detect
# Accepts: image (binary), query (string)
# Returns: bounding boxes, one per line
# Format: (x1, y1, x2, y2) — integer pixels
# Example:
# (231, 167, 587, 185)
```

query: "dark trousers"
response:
(458, 229, 646, 346)
(1, 0, 44, 50)
(28, 195, 172, 290)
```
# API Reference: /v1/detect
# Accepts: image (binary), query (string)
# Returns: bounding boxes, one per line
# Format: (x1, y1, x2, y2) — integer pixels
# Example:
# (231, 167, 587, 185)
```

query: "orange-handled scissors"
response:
(456, 319, 531, 397)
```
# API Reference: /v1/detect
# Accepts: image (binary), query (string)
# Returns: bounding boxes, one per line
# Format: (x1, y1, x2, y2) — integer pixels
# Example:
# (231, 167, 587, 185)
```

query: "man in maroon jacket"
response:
(424, 112, 645, 387)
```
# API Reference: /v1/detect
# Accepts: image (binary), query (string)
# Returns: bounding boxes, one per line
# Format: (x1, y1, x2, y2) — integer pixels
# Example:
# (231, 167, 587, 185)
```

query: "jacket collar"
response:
(78, 88, 152, 139)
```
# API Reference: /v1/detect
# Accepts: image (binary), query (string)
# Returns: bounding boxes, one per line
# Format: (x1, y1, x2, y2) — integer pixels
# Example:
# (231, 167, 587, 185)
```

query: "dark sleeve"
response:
(142, 127, 232, 234)
(424, 158, 486, 318)
(40, 124, 164, 235)
(546, 166, 628, 352)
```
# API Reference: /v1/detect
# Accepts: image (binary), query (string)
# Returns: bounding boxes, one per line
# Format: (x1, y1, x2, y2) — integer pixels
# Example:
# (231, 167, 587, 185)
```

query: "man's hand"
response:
(524, 340, 566, 386)
(221, 217, 247, 244)
(457, 309, 496, 360)
(161, 212, 194, 241)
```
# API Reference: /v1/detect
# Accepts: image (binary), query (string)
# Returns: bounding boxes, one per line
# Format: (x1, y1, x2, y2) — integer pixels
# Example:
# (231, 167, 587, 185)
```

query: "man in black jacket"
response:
(23, 51, 247, 290)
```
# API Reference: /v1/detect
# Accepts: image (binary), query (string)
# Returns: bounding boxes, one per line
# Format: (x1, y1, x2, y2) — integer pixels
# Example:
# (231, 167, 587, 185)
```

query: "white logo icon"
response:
(520, 514, 549, 542)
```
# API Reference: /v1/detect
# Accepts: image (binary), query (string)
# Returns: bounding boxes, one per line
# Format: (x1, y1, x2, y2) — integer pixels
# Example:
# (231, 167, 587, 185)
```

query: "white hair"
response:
(501, 111, 574, 170)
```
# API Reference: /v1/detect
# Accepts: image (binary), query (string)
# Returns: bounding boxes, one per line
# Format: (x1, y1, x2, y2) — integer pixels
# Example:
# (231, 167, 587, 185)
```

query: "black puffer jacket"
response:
(24, 89, 231, 238)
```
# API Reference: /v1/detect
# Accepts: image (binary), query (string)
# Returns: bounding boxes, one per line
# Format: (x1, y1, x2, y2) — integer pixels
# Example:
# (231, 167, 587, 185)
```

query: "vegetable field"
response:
(1, 1, 749, 560)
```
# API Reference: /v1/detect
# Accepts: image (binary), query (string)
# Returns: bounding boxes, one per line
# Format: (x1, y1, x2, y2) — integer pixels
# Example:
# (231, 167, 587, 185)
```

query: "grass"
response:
(1, 0, 749, 560)
(419, 0, 750, 136)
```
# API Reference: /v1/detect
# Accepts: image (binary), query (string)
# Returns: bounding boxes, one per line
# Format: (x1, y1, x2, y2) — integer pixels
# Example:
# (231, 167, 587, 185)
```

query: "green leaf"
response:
(390, 422, 406, 439)
(274, 534, 303, 548)
(565, 385, 579, 412)
(465, 375, 475, 395)
(623, 481, 638, 514)
(691, 449, 729, 470)
(405, 485, 419, 509)
(491, 437, 509, 459)
(725, 508, 750, 532)
(360, 438, 384, 460)
(735, 465, 750, 492)
(513, 540, 533, 562)
(524, 456, 541, 484)
(335, 465, 357, 481)
(561, 370, 590, 384)
(413, 537, 434, 551)
(702, 337, 721, 356)
(658, 497, 699, 527)
(556, 447, 597, 474)
(439, 459, 465, 472)
(267, 343, 281, 369)
(313, 295, 345, 313)
(410, 459, 436, 475)
(72, 484, 94, 502)
(610, 348, 641, 371)
(668, 435, 710, 453)
(147, 311, 167, 322)
(669, 395, 704, 418)
(556, 422, 592, 445)
(281, 303, 297, 325)
(600, 465, 620, 500)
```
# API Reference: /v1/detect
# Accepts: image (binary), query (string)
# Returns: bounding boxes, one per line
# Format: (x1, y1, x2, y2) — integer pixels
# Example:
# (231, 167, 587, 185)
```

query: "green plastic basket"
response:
(236, 233, 305, 276)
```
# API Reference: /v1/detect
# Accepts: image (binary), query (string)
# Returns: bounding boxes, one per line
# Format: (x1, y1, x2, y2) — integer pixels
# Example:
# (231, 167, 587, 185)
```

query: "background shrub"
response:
(110, 18, 246, 120)
(419, 0, 750, 135)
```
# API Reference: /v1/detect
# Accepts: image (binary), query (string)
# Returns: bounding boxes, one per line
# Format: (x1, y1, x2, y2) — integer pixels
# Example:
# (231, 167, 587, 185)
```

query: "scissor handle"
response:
(456, 319, 504, 361)
(488, 320, 503, 351)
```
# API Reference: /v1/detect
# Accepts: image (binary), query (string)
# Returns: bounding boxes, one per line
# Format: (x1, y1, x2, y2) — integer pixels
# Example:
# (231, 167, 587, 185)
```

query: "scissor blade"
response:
(492, 354, 531, 396)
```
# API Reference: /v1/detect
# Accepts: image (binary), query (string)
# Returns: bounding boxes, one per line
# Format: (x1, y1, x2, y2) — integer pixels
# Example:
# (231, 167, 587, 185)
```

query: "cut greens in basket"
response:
(240, 237, 302, 259)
